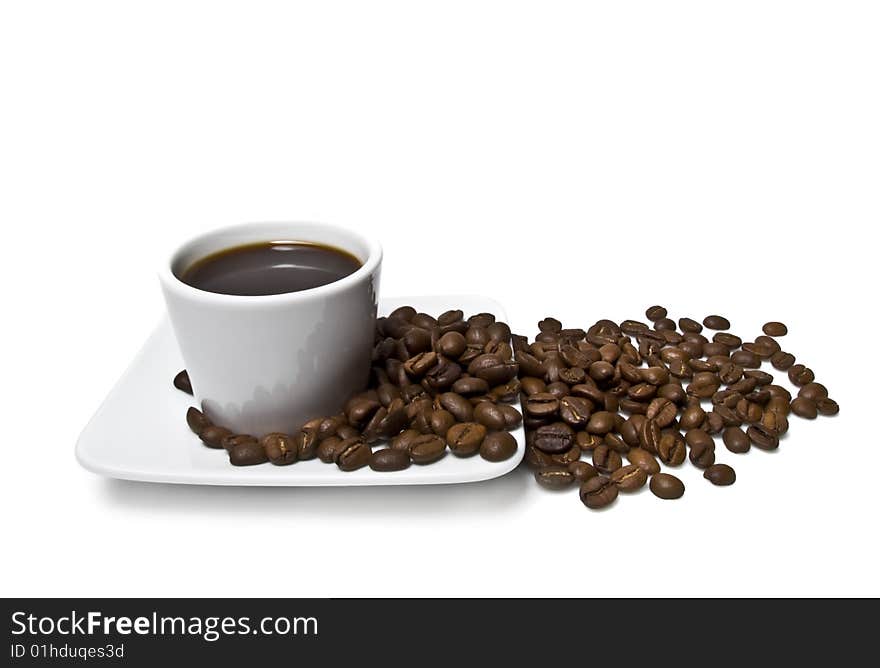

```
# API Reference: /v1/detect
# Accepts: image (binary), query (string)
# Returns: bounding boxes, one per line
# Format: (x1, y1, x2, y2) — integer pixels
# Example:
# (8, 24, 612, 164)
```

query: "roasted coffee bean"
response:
(437, 331, 467, 359)
(592, 444, 623, 474)
(569, 460, 599, 482)
(262, 433, 297, 465)
(679, 340, 704, 359)
(657, 383, 687, 405)
(474, 402, 507, 430)
(741, 341, 774, 359)
(680, 404, 706, 431)
(499, 404, 522, 429)
(558, 395, 592, 426)
(466, 327, 490, 346)
(451, 376, 490, 398)
(525, 445, 555, 470)
(469, 353, 518, 386)
(535, 467, 576, 490)
(646, 398, 677, 427)
(761, 410, 789, 435)
(713, 332, 742, 348)
(687, 372, 720, 398)
(704, 411, 724, 435)
(730, 350, 760, 368)
(538, 316, 562, 332)
(317, 435, 347, 463)
(558, 367, 586, 385)
(535, 422, 575, 453)
(390, 429, 420, 452)
(650, 473, 685, 499)
(790, 397, 818, 419)
(798, 382, 828, 402)
(747, 424, 779, 450)
(480, 431, 517, 462)
(515, 351, 547, 378)
(704, 464, 736, 486)
(551, 443, 582, 466)
(702, 342, 731, 358)
(295, 429, 321, 460)
(639, 418, 662, 453)
(645, 305, 668, 321)
(588, 361, 615, 383)
(430, 409, 457, 437)
(766, 384, 793, 401)
(425, 356, 463, 390)
(688, 439, 716, 469)
(604, 432, 629, 454)
(547, 381, 572, 399)
(370, 448, 411, 472)
(619, 417, 642, 447)
(788, 364, 815, 386)
(410, 434, 447, 464)
(639, 366, 669, 386)
(174, 370, 193, 395)
(611, 464, 648, 491)
(703, 315, 731, 330)
(586, 411, 617, 435)
(577, 431, 602, 452)
(620, 319, 649, 335)
(721, 427, 752, 454)
(755, 335, 782, 354)
(403, 351, 438, 377)
(763, 321, 788, 337)
(678, 317, 703, 333)
(221, 433, 257, 453)
(186, 407, 211, 435)
(491, 378, 521, 402)
(657, 430, 686, 465)
(626, 448, 661, 475)
(199, 425, 232, 449)
(580, 476, 619, 509)
(346, 396, 382, 428)
(388, 305, 417, 322)
(228, 438, 268, 466)
(336, 439, 372, 471)
(735, 398, 764, 424)
(817, 398, 840, 416)
(771, 351, 796, 370)
(654, 317, 676, 331)
(718, 361, 744, 384)
(438, 392, 474, 422)
(445, 422, 487, 457)
(403, 326, 433, 354)
(520, 377, 547, 396)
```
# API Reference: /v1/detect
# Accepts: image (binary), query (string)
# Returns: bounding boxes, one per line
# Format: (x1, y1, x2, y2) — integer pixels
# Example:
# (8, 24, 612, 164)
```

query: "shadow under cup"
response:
(159, 222, 382, 436)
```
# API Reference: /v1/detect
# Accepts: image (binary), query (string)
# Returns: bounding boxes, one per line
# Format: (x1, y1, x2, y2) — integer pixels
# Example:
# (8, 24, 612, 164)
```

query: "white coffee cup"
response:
(159, 222, 382, 436)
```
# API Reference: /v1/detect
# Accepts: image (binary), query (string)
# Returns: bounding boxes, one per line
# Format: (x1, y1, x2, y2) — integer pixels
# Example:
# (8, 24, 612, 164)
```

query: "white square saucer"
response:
(76, 295, 524, 486)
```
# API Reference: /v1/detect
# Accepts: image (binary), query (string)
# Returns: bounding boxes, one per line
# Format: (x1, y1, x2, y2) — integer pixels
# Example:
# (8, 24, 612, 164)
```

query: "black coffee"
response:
(179, 241, 361, 296)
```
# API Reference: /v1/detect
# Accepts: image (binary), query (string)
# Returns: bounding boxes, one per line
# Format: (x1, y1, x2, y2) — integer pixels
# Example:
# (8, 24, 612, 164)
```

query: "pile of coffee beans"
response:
(515, 308, 838, 509)
(177, 307, 523, 471)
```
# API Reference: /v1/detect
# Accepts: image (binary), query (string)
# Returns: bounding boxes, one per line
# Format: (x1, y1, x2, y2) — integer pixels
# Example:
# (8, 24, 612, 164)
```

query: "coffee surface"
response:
(179, 241, 361, 296)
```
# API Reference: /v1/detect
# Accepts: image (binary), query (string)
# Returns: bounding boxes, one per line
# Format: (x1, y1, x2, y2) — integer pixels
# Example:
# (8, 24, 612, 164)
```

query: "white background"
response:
(1, 1, 877, 597)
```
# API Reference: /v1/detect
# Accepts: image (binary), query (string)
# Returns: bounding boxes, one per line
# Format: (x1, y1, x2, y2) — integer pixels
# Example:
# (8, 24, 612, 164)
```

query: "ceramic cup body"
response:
(160, 222, 381, 436)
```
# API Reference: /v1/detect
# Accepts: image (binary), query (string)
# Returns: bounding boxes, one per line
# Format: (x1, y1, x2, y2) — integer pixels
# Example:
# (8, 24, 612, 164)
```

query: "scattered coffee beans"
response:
(516, 309, 837, 510)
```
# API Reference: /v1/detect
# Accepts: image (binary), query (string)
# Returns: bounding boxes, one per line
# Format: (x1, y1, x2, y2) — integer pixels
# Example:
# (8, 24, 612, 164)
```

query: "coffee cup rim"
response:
(159, 221, 382, 305)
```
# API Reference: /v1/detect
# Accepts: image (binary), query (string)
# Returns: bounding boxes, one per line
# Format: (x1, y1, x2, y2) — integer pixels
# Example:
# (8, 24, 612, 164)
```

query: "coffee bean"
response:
(446, 422, 487, 457)
(524, 392, 559, 417)
(538, 317, 562, 333)
(688, 439, 716, 469)
(816, 398, 840, 416)
(576, 431, 602, 452)
(535, 467, 576, 490)
(687, 372, 720, 398)
(721, 427, 752, 454)
(437, 331, 467, 359)
(677, 317, 702, 333)
(199, 425, 232, 449)
(645, 305, 668, 321)
(788, 364, 815, 386)
(713, 332, 742, 348)
(639, 418, 662, 453)
(680, 404, 706, 430)
(186, 407, 211, 435)
(174, 370, 193, 395)
(655, 317, 676, 331)
(704, 464, 736, 486)
(771, 351, 796, 370)
(626, 448, 661, 475)
(535, 422, 575, 453)
(657, 430, 686, 465)
(525, 446, 554, 470)
(747, 423, 779, 450)
(295, 429, 320, 460)
(370, 448, 411, 472)
(650, 473, 685, 499)
(761, 409, 789, 436)
(228, 438, 268, 466)
(551, 443, 582, 466)
(317, 436, 346, 463)
(262, 433, 297, 465)
(620, 319, 649, 335)
(586, 411, 617, 434)
(410, 434, 448, 464)
(499, 404, 522, 428)
(346, 396, 382, 428)
(730, 350, 760, 368)
(474, 402, 507, 430)
(580, 476, 619, 509)
(704, 411, 724, 435)
(403, 327, 433, 354)
(437, 392, 474, 423)
(480, 431, 518, 462)
(611, 464, 648, 491)
(403, 351, 438, 378)
(798, 382, 828, 402)
(703, 315, 731, 330)
(592, 444, 623, 474)
(336, 439, 372, 471)
(646, 397, 677, 427)
(569, 460, 599, 482)
(558, 396, 593, 427)
(762, 322, 788, 337)
(790, 397, 818, 419)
